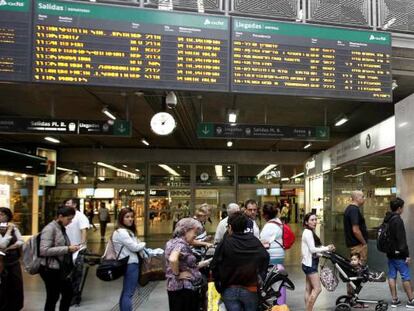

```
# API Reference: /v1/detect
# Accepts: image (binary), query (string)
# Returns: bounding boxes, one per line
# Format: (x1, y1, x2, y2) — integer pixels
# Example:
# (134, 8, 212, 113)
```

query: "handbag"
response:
(138, 249, 166, 286)
(96, 233, 129, 281)
(319, 260, 338, 292)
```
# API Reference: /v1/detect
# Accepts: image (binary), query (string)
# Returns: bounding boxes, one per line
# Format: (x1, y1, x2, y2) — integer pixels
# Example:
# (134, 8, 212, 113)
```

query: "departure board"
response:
(0, 0, 31, 82)
(231, 18, 393, 101)
(32, 0, 229, 91)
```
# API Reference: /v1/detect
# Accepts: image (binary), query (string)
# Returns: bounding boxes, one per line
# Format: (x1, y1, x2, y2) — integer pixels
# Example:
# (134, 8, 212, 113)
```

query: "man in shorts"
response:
(385, 197, 414, 308)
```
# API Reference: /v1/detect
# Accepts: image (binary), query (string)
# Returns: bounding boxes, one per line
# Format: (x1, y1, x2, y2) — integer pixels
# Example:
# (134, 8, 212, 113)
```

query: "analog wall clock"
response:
(150, 112, 176, 136)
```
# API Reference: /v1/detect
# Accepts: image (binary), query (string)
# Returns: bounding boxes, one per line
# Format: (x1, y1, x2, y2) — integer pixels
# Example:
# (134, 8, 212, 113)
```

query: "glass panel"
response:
(57, 162, 146, 185)
(0, 172, 33, 235)
(150, 164, 190, 187)
(196, 164, 234, 186)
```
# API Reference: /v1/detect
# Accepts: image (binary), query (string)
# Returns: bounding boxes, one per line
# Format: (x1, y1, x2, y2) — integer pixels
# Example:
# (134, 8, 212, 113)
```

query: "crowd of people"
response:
(0, 192, 413, 311)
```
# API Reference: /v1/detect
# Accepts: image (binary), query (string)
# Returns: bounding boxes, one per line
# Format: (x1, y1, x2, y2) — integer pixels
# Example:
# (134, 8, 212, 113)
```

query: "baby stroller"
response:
(321, 251, 388, 311)
(258, 265, 295, 311)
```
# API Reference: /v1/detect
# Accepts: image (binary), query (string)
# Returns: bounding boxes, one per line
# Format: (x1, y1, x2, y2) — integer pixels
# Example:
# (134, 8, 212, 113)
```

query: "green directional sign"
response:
(197, 123, 215, 138)
(113, 120, 131, 137)
(197, 123, 330, 141)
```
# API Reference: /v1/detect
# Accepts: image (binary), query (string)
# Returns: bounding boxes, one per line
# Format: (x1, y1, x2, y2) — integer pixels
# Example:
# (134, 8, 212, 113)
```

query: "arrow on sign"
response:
(118, 124, 126, 133)
(202, 125, 210, 135)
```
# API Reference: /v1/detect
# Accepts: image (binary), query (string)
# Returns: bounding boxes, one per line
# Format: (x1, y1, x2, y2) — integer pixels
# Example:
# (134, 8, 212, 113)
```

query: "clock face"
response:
(150, 112, 176, 136)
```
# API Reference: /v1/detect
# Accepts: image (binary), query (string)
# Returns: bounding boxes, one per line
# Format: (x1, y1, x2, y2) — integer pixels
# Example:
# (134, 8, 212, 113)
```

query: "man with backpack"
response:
(381, 197, 414, 308)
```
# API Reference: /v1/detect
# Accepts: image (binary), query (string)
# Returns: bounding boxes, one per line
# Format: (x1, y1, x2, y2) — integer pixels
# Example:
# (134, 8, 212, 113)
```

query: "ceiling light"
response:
(135, 169, 140, 172)
(257, 164, 277, 179)
(227, 140, 233, 148)
(392, 80, 398, 90)
(122, 165, 128, 168)
(369, 167, 387, 174)
(102, 107, 117, 120)
(158, 164, 180, 176)
(25, 166, 33, 169)
(333, 167, 341, 171)
(291, 172, 304, 179)
(227, 109, 238, 123)
(97, 162, 138, 178)
(227, 166, 231, 169)
(383, 18, 396, 30)
(354, 172, 366, 177)
(14, 177, 22, 181)
(98, 176, 105, 181)
(22, 174, 27, 178)
(73, 175, 79, 184)
(386, 177, 392, 181)
(57, 167, 78, 173)
(215, 165, 223, 178)
(335, 115, 349, 127)
(141, 138, 150, 146)
(44, 136, 60, 143)
(281, 177, 290, 182)
(399, 122, 408, 128)
(304, 142, 312, 149)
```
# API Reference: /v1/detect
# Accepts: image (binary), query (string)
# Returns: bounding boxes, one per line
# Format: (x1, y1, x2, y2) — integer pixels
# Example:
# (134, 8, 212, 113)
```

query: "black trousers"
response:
(168, 289, 200, 311)
(0, 262, 24, 311)
(100, 221, 107, 238)
(39, 266, 73, 311)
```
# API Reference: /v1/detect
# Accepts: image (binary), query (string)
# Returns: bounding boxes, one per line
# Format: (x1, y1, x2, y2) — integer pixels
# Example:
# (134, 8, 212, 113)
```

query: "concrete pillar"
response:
(395, 93, 414, 270)
(32, 177, 39, 235)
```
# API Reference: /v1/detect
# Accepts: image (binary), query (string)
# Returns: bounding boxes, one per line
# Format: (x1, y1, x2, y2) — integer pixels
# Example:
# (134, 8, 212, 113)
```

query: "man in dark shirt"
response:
(211, 212, 269, 311)
(385, 197, 414, 308)
(344, 190, 368, 264)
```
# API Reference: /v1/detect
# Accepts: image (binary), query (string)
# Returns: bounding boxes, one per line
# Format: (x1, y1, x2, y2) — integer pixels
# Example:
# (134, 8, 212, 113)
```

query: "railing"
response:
(74, 0, 414, 34)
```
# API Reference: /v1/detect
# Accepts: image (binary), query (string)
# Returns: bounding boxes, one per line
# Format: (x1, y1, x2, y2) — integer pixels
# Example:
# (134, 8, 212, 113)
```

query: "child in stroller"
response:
(350, 253, 386, 283)
(322, 251, 388, 311)
(258, 265, 295, 311)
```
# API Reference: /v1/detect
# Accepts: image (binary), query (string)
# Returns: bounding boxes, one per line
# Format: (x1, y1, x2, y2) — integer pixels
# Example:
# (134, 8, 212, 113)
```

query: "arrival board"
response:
(0, 0, 31, 82)
(231, 18, 392, 101)
(32, 0, 229, 91)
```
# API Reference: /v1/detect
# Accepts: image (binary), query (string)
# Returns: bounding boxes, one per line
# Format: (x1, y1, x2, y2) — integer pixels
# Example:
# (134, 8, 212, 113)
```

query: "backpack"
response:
(377, 214, 397, 253)
(22, 233, 42, 275)
(268, 220, 296, 250)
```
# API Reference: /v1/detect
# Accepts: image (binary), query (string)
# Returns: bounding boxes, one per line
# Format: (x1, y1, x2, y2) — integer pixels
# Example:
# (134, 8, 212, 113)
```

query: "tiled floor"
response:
(22, 223, 404, 310)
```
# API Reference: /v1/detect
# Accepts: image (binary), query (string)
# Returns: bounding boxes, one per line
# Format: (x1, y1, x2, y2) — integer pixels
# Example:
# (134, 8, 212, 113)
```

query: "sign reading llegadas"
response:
(32, 0, 230, 91)
(231, 18, 392, 101)
(197, 123, 330, 141)
(0, 0, 31, 82)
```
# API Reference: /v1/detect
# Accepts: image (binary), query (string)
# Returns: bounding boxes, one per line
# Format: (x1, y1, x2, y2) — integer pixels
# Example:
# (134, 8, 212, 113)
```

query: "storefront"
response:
(305, 117, 396, 269)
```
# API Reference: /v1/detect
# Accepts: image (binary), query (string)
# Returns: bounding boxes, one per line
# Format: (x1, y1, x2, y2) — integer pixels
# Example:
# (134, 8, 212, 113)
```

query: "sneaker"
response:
(391, 299, 401, 308)
(406, 299, 414, 309)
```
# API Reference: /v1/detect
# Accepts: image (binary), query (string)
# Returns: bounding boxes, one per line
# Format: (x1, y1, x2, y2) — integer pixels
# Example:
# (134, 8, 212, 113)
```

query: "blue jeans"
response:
(222, 287, 258, 311)
(119, 263, 139, 311)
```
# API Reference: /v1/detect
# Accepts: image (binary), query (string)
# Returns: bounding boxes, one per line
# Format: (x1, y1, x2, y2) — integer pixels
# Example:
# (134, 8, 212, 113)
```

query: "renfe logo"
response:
(369, 34, 387, 42)
(204, 18, 224, 26)
(0, 0, 25, 6)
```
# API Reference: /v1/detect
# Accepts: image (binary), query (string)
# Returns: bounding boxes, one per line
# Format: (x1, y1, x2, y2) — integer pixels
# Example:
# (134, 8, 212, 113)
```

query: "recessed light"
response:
(227, 141, 233, 148)
(44, 136, 60, 143)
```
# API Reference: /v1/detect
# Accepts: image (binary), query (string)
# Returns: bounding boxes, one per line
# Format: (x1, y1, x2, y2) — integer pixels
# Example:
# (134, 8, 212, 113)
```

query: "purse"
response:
(96, 233, 129, 282)
(138, 249, 166, 286)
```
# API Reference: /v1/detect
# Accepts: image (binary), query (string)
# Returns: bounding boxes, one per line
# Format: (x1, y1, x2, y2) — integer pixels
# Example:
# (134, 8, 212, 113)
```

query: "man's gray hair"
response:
(227, 203, 240, 216)
(351, 190, 364, 201)
(173, 217, 203, 238)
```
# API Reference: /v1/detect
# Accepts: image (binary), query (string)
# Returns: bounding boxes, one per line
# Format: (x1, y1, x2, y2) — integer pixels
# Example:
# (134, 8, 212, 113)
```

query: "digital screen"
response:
(0, 0, 31, 82)
(256, 188, 268, 196)
(231, 18, 393, 101)
(32, 0, 230, 91)
(271, 188, 280, 196)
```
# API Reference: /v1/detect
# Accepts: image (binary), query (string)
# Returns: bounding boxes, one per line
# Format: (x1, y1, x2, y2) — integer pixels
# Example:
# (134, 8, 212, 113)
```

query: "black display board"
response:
(32, 0, 230, 91)
(231, 18, 393, 102)
(0, 0, 31, 82)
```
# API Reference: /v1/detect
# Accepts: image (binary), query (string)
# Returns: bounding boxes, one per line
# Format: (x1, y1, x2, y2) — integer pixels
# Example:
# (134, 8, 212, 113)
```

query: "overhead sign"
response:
(0, 0, 31, 82)
(0, 118, 131, 136)
(32, 0, 230, 91)
(197, 123, 330, 141)
(231, 17, 392, 101)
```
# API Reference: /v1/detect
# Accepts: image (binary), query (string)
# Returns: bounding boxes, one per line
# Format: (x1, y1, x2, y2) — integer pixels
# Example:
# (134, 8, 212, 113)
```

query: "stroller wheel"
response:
(375, 303, 388, 311)
(336, 295, 351, 305)
(335, 303, 352, 311)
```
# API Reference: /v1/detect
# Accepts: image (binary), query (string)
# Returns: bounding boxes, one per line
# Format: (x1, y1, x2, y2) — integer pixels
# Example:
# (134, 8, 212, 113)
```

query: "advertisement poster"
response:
(0, 184, 10, 208)
(37, 148, 56, 186)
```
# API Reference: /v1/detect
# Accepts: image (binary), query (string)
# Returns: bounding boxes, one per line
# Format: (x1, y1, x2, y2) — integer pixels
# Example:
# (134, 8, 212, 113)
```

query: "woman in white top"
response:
(260, 203, 284, 265)
(301, 213, 335, 311)
(112, 208, 146, 311)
